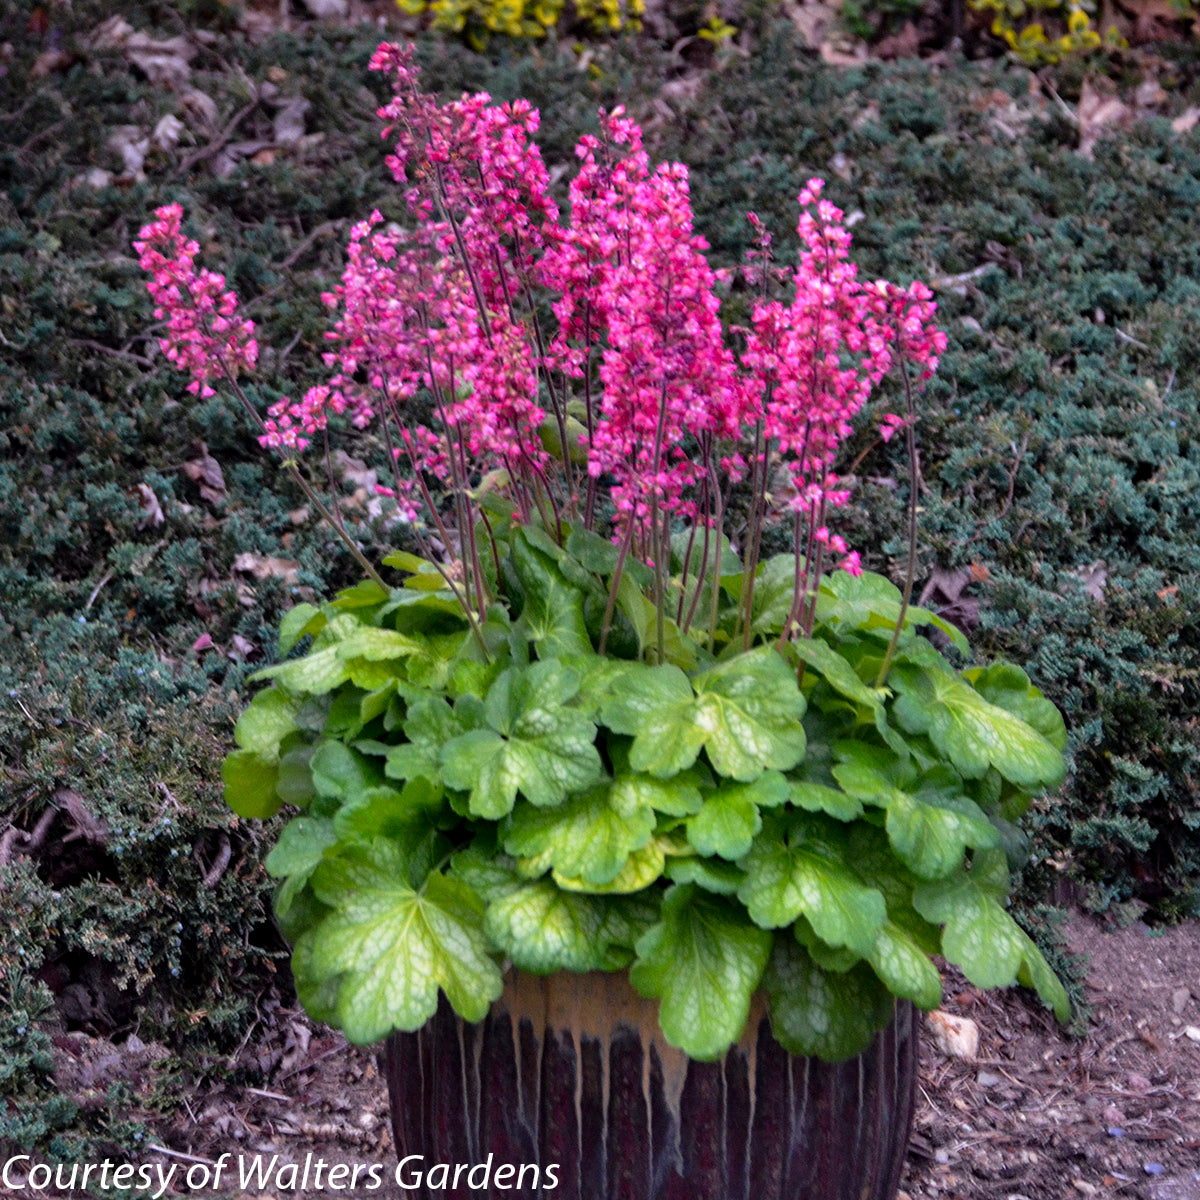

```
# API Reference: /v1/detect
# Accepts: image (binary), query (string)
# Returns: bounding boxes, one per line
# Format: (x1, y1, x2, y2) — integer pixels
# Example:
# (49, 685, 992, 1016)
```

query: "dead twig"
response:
(195, 830, 232, 887)
(68, 338, 155, 368)
(172, 97, 260, 179)
(146, 1145, 218, 1168)
(275, 1037, 349, 1083)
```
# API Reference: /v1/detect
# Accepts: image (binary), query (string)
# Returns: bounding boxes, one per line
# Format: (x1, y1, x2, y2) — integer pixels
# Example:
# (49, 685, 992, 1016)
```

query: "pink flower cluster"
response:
(133, 204, 258, 399)
(135, 42, 947, 614)
(741, 180, 945, 571)
(537, 110, 748, 524)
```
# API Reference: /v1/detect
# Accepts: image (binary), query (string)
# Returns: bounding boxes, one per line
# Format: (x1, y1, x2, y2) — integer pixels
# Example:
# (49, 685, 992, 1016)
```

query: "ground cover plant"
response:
(5, 0, 1200, 1169)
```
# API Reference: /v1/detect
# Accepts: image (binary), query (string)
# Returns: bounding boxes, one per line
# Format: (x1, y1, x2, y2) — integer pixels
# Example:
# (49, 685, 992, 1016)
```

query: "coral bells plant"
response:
(136, 44, 1069, 1063)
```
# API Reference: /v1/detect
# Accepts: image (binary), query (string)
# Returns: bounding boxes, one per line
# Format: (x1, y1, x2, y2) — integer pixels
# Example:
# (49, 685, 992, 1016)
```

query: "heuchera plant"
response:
(136, 44, 1069, 1062)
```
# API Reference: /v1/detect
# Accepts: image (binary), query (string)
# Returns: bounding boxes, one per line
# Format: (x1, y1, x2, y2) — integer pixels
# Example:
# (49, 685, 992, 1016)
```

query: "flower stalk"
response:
(135, 45, 946, 660)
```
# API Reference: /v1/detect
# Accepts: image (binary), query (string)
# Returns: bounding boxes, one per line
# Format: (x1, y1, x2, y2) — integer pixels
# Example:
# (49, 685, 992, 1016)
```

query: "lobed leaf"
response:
(764, 937, 894, 1062)
(891, 660, 1066, 789)
(503, 784, 655, 885)
(309, 841, 503, 1043)
(737, 817, 886, 956)
(631, 884, 771, 1061)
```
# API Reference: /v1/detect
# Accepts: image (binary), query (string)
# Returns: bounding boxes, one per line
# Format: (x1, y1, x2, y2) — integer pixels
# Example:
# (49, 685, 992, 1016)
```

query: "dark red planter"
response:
(384, 971, 918, 1200)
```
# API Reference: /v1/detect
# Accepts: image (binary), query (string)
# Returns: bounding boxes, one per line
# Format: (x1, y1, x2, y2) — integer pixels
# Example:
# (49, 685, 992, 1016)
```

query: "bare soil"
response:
(33, 913, 1200, 1200)
(901, 914, 1200, 1200)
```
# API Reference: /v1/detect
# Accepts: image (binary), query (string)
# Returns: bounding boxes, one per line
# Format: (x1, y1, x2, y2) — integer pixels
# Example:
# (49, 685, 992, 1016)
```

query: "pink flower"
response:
(133, 204, 258, 399)
(135, 48, 946, 632)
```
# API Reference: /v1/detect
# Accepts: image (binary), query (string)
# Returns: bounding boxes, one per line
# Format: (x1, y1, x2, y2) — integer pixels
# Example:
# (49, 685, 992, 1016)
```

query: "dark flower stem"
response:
(876, 353, 920, 688)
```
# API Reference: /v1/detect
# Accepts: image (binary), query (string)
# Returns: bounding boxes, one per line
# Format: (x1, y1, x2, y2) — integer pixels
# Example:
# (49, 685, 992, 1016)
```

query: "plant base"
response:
(384, 971, 918, 1200)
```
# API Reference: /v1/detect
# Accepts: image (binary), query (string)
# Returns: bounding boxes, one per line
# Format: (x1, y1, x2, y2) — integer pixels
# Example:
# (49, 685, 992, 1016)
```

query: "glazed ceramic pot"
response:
(384, 970, 918, 1200)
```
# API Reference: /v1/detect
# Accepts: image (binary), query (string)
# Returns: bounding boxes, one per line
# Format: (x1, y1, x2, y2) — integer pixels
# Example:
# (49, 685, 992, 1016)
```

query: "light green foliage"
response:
(967, 0, 1127, 65)
(396, 0, 645, 49)
(309, 840, 503, 1042)
(439, 660, 603, 816)
(630, 885, 772, 1061)
(244, 536, 1069, 1061)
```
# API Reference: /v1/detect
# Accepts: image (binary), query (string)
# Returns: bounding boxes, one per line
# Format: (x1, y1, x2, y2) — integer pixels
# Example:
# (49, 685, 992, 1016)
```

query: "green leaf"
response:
(1017, 942, 1072, 1022)
(379, 589, 469, 634)
(234, 688, 300, 763)
(793, 915, 862, 973)
(553, 839, 666, 894)
(331, 578, 390, 609)
(276, 741, 316, 809)
(385, 696, 465, 784)
(788, 637, 888, 713)
(332, 785, 447, 884)
(265, 817, 338, 879)
(310, 741, 383, 801)
(866, 921, 943, 1009)
(601, 664, 706, 778)
(631, 885, 771, 1061)
(278, 603, 325, 655)
(891, 661, 1066, 789)
(692, 649, 807, 781)
(405, 632, 464, 691)
(763, 938, 894, 1062)
(503, 784, 655, 886)
(609, 768, 704, 818)
(566, 526, 621, 575)
(223, 749, 281, 819)
(816, 570, 969, 653)
(747, 554, 802, 636)
(966, 662, 1068, 752)
(383, 550, 439, 574)
(788, 779, 863, 821)
(912, 872, 1069, 1019)
(484, 881, 633, 972)
(737, 817, 886, 956)
(613, 571, 652, 658)
(686, 772, 787, 861)
(290, 930, 341, 1026)
(309, 842, 503, 1043)
(671, 528, 740, 582)
(337, 625, 425, 663)
(664, 856, 745, 895)
(511, 531, 592, 658)
(250, 615, 360, 694)
(833, 763, 998, 880)
(440, 661, 602, 817)
(603, 653, 806, 783)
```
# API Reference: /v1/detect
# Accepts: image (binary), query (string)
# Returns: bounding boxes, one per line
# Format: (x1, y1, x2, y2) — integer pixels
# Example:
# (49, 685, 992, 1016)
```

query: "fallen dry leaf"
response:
(1070, 558, 1108, 602)
(31, 48, 76, 77)
(1077, 78, 1132, 160)
(151, 114, 185, 152)
(273, 97, 311, 145)
(227, 634, 257, 662)
(1172, 106, 1200, 134)
(107, 125, 150, 179)
(927, 1011, 980, 1060)
(182, 443, 227, 504)
(180, 87, 219, 133)
(232, 553, 300, 584)
(90, 15, 196, 91)
(134, 482, 164, 529)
